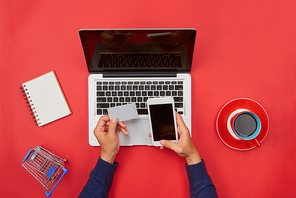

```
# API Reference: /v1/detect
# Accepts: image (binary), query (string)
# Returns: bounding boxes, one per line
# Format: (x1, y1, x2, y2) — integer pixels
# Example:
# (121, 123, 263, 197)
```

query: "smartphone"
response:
(147, 97, 178, 146)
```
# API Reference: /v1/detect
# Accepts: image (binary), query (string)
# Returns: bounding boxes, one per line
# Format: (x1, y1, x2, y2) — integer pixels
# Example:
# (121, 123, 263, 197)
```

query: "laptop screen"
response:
(79, 29, 196, 73)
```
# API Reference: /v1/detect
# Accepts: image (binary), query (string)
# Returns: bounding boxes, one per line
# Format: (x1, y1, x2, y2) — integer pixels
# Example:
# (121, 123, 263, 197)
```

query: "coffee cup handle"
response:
(252, 138, 261, 147)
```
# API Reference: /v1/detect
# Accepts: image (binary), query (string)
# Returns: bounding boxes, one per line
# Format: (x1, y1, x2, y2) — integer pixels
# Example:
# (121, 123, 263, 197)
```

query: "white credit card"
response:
(107, 103, 139, 122)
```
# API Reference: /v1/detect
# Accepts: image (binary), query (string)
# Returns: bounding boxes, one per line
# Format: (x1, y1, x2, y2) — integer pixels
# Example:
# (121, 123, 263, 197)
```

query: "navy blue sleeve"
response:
(186, 160, 218, 198)
(78, 157, 118, 198)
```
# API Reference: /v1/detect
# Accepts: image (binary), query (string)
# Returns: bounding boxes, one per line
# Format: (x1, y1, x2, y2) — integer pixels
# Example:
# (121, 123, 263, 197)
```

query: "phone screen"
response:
(149, 103, 176, 141)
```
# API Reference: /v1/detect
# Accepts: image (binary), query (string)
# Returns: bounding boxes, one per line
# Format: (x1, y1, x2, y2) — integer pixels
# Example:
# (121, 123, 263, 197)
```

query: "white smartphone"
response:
(147, 97, 178, 146)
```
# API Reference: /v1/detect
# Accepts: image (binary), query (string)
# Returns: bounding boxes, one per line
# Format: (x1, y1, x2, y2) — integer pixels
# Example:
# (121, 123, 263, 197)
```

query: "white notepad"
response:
(21, 71, 71, 126)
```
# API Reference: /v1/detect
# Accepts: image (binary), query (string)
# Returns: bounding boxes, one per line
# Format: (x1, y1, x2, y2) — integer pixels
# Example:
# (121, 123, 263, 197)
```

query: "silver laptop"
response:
(79, 29, 196, 146)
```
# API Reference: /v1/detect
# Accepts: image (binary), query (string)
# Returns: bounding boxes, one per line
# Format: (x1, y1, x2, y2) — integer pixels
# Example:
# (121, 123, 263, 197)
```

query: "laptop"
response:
(79, 29, 197, 146)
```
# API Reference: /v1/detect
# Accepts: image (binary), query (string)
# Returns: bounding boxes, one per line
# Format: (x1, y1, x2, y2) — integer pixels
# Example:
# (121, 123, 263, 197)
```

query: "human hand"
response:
(149, 112, 201, 165)
(93, 116, 128, 164)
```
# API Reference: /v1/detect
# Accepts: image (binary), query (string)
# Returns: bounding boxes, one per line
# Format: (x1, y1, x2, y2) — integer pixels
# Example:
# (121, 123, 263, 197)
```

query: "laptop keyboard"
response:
(98, 53, 182, 68)
(96, 80, 184, 115)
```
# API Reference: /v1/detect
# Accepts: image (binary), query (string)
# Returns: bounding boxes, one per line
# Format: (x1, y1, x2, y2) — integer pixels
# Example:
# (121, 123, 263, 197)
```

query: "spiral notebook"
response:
(21, 71, 71, 126)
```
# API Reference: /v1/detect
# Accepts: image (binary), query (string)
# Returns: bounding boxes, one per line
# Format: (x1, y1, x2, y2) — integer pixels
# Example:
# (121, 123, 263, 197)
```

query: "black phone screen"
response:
(149, 103, 176, 141)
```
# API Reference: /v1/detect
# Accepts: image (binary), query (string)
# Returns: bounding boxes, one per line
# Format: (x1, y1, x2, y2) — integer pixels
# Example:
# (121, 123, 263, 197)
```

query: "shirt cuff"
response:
(185, 159, 209, 182)
(78, 157, 119, 198)
(185, 159, 217, 197)
(92, 157, 118, 173)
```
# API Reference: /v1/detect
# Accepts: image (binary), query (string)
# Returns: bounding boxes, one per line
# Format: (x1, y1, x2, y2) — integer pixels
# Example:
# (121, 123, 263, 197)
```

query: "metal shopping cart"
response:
(22, 146, 68, 197)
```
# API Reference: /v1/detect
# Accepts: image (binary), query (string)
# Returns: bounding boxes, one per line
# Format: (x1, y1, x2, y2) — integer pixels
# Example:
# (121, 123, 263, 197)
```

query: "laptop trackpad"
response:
(118, 119, 152, 146)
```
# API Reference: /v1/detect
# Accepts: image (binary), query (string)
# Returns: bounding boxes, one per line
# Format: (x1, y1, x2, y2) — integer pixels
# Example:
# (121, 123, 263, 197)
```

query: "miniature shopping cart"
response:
(22, 146, 68, 197)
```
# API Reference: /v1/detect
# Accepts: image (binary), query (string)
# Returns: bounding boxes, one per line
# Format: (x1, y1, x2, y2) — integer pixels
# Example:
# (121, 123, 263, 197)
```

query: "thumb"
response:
(108, 117, 118, 135)
(160, 140, 179, 152)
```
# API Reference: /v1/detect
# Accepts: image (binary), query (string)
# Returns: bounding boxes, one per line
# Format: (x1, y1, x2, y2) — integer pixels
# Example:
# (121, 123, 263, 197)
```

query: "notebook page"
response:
(22, 71, 71, 126)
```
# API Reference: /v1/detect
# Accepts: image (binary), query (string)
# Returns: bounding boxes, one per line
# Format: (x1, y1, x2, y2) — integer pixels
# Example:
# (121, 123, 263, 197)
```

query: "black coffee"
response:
(234, 113, 257, 137)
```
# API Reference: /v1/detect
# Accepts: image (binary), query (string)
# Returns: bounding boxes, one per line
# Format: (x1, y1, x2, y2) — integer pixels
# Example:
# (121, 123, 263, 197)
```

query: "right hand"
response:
(152, 112, 202, 165)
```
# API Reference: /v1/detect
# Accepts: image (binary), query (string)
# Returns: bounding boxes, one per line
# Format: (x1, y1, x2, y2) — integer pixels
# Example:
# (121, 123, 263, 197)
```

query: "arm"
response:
(159, 112, 218, 198)
(79, 116, 128, 198)
(78, 157, 118, 198)
(186, 160, 218, 198)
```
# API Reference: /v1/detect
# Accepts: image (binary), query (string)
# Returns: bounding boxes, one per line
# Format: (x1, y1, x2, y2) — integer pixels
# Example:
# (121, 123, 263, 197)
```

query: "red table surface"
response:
(1, 0, 295, 197)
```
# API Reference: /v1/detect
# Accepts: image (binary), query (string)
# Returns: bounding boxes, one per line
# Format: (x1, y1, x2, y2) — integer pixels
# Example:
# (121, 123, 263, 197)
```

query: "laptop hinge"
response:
(102, 72, 177, 78)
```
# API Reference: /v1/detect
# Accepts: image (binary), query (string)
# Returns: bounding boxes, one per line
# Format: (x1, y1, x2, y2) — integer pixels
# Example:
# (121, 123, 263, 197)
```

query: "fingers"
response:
(97, 115, 110, 127)
(160, 140, 180, 153)
(94, 115, 110, 133)
(117, 125, 129, 136)
(118, 121, 127, 128)
(108, 117, 118, 135)
(175, 112, 186, 128)
(97, 116, 129, 135)
(117, 121, 128, 135)
(108, 117, 129, 136)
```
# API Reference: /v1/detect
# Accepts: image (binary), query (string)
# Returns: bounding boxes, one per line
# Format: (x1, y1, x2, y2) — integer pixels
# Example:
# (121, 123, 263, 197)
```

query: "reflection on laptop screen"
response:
(79, 29, 196, 73)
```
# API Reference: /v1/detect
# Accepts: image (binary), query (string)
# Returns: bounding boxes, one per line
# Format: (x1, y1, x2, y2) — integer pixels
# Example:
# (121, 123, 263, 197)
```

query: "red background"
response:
(1, 0, 295, 197)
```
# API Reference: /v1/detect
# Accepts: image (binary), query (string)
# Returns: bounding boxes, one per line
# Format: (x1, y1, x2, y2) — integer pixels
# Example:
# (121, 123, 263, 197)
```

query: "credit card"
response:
(107, 103, 139, 122)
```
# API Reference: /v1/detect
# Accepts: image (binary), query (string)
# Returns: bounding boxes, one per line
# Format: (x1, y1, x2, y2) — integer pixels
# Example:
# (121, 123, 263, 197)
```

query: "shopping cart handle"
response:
(22, 149, 33, 163)
(45, 168, 68, 197)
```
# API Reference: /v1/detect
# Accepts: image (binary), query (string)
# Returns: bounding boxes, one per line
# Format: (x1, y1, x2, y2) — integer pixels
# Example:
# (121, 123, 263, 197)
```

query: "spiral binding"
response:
(21, 85, 41, 126)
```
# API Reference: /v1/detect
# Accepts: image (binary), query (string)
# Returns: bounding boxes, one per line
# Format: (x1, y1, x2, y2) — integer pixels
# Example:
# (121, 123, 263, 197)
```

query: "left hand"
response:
(94, 116, 128, 164)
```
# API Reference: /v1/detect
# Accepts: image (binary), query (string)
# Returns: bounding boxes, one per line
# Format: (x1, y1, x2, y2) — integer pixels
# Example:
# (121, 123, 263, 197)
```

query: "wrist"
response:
(185, 150, 201, 165)
(101, 156, 115, 164)
(101, 153, 116, 164)
(186, 156, 201, 165)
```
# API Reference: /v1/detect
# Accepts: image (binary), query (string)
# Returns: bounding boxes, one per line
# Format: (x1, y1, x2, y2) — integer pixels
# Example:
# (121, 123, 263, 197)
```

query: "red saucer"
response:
(216, 98, 269, 151)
